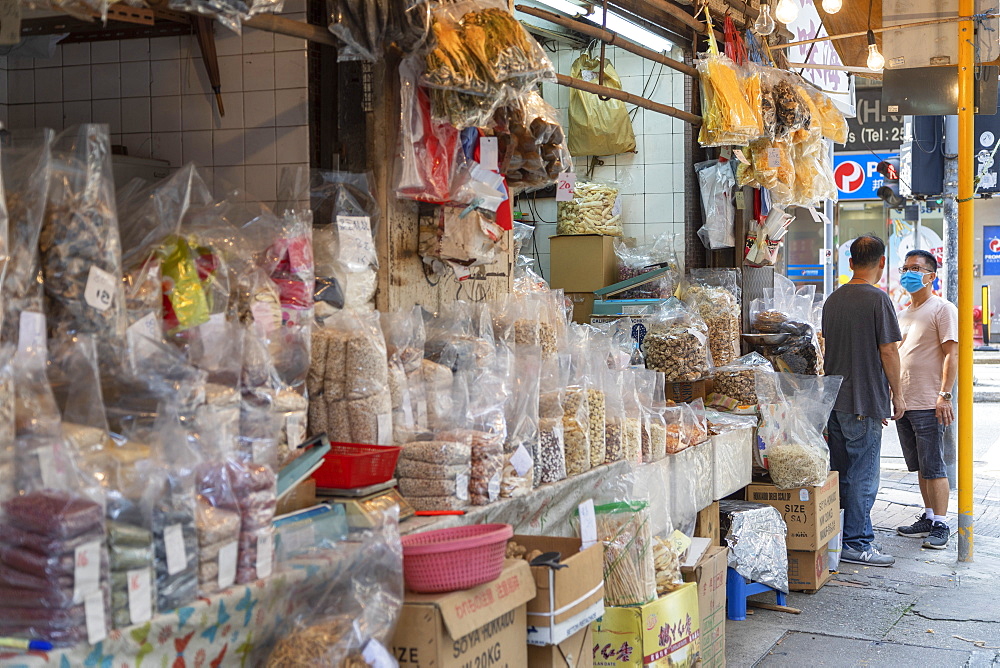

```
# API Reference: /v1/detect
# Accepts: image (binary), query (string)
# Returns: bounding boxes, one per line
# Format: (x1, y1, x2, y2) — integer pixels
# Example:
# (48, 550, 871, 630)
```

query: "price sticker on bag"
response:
(455, 473, 469, 501)
(578, 499, 597, 549)
(74, 539, 102, 603)
(767, 148, 781, 168)
(84, 265, 117, 311)
(18, 311, 45, 354)
(127, 568, 152, 624)
(480, 136, 499, 172)
(257, 532, 274, 580)
(362, 639, 395, 668)
(164, 523, 187, 576)
(218, 541, 238, 589)
(85, 591, 107, 645)
(735, 191, 746, 210)
(510, 444, 533, 477)
(556, 172, 576, 201)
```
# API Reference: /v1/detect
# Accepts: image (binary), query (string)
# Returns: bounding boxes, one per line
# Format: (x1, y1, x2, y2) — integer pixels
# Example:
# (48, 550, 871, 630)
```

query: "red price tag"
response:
(556, 172, 576, 202)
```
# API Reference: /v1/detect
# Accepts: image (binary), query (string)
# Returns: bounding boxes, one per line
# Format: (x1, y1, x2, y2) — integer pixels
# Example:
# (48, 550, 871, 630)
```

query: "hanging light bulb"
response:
(866, 29, 885, 71)
(774, 0, 798, 24)
(754, 2, 776, 35)
(822, 0, 843, 13)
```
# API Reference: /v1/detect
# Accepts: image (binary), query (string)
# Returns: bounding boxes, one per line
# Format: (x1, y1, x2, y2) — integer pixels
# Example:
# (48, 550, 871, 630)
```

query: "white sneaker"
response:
(840, 545, 895, 567)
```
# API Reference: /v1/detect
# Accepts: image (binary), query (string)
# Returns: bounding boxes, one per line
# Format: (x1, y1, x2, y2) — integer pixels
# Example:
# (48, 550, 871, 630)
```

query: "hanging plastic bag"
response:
(556, 178, 624, 236)
(491, 89, 572, 194)
(568, 53, 636, 156)
(327, 0, 390, 62)
(695, 159, 737, 250)
(805, 84, 848, 144)
(697, 51, 762, 147)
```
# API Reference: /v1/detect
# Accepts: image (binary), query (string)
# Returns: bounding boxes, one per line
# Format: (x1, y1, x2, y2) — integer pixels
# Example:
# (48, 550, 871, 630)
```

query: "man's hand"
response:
(891, 396, 906, 421)
(936, 396, 955, 426)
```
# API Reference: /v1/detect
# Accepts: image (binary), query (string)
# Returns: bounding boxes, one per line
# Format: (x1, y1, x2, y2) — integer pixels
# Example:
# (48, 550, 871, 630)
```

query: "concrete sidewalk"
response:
(727, 465, 1000, 667)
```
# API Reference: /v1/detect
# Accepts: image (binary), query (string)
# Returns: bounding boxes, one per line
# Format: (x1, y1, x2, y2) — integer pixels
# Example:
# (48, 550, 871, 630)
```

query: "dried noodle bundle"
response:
(697, 53, 761, 147)
(595, 502, 656, 606)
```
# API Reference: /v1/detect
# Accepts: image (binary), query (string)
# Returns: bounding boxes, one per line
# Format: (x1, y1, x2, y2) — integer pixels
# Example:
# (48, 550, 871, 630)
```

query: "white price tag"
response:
(377, 413, 393, 445)
(480, 136, 499, 172)
(611, 195, 623, 218)
(257, 532, 274, 580)
(455, 473, 469, 501)
(84, 265, 117, 312)
(218, 541, 238, 589)
(18, 311, 45, 354)
(164, 524, 187, 576)
(285, 412, 306, 450)
(126, 312, 160, 367)
(556, 172, 577, 202)
(362, 639, 396, 668)
(735, 191, 746, 210)
(799, 489, 810, 502)
(127, 568, 152, 624)
(733, 149, 748, 164)
(579, 499, 597, 549)
(488, 471, 501, 502)
(84, 591, 106, 645)
(74, 540, 102, 604)
(36, 444, 55, 488)
(510, 444, 533, 477)
(336, 215, 377, 268)
(767, 148, 781, 168)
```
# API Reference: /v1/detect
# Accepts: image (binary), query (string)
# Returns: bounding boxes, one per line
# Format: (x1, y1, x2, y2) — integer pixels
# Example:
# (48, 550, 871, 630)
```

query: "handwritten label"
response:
(579, 499, 597, 549)
(257, 532, 274, 580)
(336, 215, 376, 268)
(735, 191, 746, 210)
(36, 445, 55, 489)
(164, 524, 187, 576)
(556, 172, 577, 201)
(767, 148, 781, 168)
(218, 541, 238, 589)
(84, 265, 117, 311)
(74, 540, 102, 603)
(127, 568, 152, 624)
(285, 412, 306, 450)
(377, 413, 392, 445)
(126, 311, 160, 367)
(85, 591, 106, 645)
(510, 444, 533, 477)
(362, 639, 396, 668)
(18, 311, 45, 354)
(455, 473, 469, 501)
(480, 136, 499, 172)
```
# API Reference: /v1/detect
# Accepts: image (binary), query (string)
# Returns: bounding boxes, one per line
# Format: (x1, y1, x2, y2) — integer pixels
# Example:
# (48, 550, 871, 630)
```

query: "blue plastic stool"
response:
(726, 567, 787, 621)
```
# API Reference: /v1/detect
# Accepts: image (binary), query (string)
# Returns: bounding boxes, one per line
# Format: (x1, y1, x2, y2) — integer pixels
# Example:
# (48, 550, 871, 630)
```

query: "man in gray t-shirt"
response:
(822, 234, 904, 568)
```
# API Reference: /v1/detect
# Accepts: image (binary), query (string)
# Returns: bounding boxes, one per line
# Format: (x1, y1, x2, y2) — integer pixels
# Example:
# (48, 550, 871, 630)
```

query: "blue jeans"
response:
(827, 411, 883, 552)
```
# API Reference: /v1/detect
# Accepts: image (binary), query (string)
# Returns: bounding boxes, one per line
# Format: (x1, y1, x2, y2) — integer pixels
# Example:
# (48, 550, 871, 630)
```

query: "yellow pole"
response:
(958, 0, 975, 562)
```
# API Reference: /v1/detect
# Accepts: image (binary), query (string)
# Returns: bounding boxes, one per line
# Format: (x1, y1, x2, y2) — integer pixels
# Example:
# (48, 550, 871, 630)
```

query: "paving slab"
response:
(756, 631, 972, 667)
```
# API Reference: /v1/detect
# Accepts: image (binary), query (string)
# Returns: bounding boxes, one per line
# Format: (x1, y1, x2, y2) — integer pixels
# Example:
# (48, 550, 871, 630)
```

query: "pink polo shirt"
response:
(898, 295, 958, 410)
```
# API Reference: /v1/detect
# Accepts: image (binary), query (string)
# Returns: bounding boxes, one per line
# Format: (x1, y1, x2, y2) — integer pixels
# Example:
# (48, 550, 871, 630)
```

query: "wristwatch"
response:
(939, 391, 954, 401)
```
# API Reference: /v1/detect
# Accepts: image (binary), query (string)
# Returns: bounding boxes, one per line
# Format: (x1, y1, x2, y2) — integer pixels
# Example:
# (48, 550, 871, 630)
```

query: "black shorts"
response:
(896, 409, 946, 479)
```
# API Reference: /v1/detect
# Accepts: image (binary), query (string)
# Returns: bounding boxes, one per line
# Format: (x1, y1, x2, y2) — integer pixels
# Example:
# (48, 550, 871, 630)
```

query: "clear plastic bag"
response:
(491, 89, 571, 195)
(614, 234, 679, 300)
(311, 171, 379, 316)
(697, 52, 763, 147)
(748, 276, 824, 375)
(169, 0, 256, 34)
(327, 0, 391, 62)
(382, 306, 429, 444)
(708, 351, 773, 409)
(695, 159, 736, 250)
(683, 269, 741, 368)
(0, 130, 52, 349)
(603, 368, 625, 464)
(502, 343, 539, 496)
(641, 297, 711, 381)
(556, 179, 623, 236)
(41, 125, 127, 373)
(593, 501, 656, 606)
(648, 371, 668, 462)
(536, 356, 568, 485)
(622, 370, 642, 464)
(755, 371, 842, 488)
(805, 84, 848, 145)
(663, 397, 708, 455)
(396, 440, 471, 510)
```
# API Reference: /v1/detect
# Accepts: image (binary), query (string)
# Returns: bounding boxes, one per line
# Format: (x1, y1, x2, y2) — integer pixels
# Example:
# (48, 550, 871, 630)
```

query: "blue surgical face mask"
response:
(900, 271, 928, 293)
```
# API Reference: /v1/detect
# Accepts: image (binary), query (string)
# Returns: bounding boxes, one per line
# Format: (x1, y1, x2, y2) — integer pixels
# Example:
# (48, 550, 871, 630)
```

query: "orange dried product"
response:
(806, 86, 848, 144)
(697, 53, 761, 147)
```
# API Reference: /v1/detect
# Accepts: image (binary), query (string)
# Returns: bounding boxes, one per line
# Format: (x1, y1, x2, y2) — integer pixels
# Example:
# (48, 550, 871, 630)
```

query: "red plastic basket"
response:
(401, 524, 513, 593)
(313, 442, 402, 489)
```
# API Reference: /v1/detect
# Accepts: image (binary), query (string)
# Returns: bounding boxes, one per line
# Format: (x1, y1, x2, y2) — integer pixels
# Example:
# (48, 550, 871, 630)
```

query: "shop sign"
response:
(844, 89, 904, 152)
(832, 152, 898, 200)
(985, 225, 1000, 276)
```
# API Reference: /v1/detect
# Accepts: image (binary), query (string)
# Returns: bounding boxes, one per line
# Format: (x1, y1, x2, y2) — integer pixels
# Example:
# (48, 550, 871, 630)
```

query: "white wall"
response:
(526, 42, 689, 280)
(0, 1, 309, 205)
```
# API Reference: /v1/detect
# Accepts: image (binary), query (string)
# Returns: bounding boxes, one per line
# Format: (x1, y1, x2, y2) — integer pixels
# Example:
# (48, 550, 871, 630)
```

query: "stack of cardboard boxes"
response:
(682, 545, 728, 668)
(549, 235, 618, 324)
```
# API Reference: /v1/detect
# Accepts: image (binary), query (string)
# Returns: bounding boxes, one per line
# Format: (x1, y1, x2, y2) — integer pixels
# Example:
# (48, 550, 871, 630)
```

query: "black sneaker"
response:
(922, 521, 950, 550)
(897, 514, 933, 538)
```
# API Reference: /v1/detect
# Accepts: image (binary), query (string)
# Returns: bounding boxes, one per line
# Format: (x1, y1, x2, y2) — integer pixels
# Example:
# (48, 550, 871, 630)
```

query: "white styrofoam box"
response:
(712, 427, 754, 501)
(670, 442, 714, 534)
(121, 132, 153, 160)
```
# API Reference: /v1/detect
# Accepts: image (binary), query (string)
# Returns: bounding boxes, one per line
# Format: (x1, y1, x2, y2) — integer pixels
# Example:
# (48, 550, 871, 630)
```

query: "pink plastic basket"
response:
(400, 524, 514, 593)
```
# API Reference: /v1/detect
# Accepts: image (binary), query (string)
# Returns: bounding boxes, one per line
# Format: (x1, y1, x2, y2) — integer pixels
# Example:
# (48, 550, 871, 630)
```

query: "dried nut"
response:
(642, 324, 709, 382)
(587, 389, 606, 468)
(686, 286, 740, 367)
(536, 419, 565, 484)
(605, 419, 624, 463)
(563, 388, 591, 476)
(713, 368, 756, 405)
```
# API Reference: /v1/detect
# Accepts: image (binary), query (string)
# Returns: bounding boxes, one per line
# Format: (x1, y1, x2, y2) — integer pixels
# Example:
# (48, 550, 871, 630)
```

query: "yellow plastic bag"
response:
(568, 54, 636, 156)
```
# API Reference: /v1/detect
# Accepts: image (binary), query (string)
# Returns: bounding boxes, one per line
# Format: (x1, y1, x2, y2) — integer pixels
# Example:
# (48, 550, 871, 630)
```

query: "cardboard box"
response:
(695, 501, 720, 546)
(591, 583, 701, 667)
(276, 477, 317, 516)
(566, 292, 598, 324)
(681, 546, 728, 619)
(515, 535, 605, 646)
(392, 559, 536, 667)
(744, 471, 840, 551)
(665, 379, 708, 403)
(699, 606, 726, 668)
(787, 547, 832, 591)
(528, 625, 594, 668)
(550, 235, 619, 292)
(828, 510, 844, 571)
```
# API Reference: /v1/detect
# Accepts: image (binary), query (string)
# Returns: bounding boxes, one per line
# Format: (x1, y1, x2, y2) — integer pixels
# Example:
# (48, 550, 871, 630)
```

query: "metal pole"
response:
(958, 1, 975, 562)
(943, 117, 959, 488)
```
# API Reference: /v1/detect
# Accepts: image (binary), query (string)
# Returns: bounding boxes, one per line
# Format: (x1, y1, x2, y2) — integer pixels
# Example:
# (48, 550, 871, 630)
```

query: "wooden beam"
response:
(516, 4, 698, 77)
(638, 0, 713, 36)
(555, 72, 702, 125)
(242, 13, 339, 47)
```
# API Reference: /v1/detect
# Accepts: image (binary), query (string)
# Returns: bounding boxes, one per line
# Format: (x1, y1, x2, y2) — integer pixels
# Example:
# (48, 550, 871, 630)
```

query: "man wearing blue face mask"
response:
(894, 249, 958, 550)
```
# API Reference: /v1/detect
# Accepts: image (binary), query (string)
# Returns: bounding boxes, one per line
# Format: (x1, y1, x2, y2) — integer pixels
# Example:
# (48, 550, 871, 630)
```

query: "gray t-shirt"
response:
(822, 283, 902, 419)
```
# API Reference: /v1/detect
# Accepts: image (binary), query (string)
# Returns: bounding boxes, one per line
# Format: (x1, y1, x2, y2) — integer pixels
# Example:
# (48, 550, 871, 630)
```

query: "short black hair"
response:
(850, 234, 886, 269)
(905, 249, 938, 272)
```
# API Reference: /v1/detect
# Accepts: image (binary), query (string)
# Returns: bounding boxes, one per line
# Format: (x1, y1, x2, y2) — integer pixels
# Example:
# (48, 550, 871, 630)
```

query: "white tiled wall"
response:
(528, 43, 689, 280)
(0, 7, 309, 205)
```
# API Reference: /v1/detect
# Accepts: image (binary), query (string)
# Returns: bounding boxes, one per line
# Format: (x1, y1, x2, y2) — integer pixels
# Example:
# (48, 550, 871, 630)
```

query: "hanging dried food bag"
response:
(683, 268, 741, 368)
(421, 0, 555, 128)
(502, 344, 540, 497)
(0, 130, 52, 348)
(641, 297, 711, 381)
(695, 159, 737, 250)
(557, 179, 624, 236)
(567, 53, 636, 156)
(805, 85, 848, 145)
(697, 51, 762, 147)
(764, 67, 811, 140)
(491, 89, 571, 194)
(41, 125, 127, 373)
(312, 171, 380, 315)
(169, 0, 249, 34)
